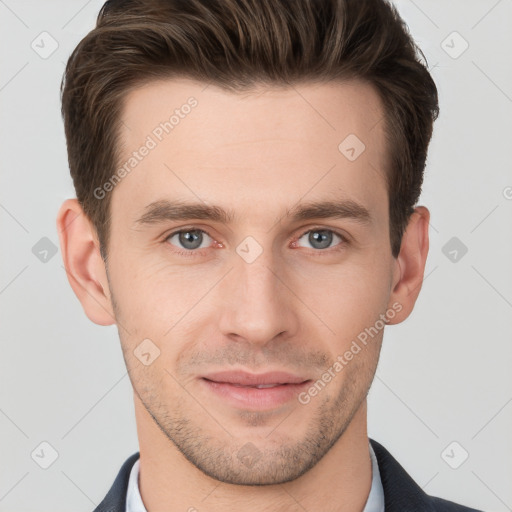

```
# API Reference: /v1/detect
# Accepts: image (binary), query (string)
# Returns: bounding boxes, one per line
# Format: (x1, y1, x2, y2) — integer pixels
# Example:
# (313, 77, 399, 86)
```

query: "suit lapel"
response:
(369, 438, 436, 512)
(93, 452, 140, 512)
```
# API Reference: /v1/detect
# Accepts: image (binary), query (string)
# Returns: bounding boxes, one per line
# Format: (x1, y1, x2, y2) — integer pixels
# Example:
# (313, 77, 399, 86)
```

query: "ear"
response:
(56, 198, 115, 326)
(386, 206, 430, 325)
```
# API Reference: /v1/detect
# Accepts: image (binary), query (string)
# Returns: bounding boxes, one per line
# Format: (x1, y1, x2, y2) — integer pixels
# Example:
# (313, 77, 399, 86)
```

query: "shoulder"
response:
(93, 452, 140, 512)
(369, 438, 483, 512)
(429, 495, 483, 512)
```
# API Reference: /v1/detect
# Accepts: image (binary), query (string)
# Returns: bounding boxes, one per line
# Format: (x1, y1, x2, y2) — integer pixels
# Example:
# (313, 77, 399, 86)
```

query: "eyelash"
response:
(162, 226, 349, 257)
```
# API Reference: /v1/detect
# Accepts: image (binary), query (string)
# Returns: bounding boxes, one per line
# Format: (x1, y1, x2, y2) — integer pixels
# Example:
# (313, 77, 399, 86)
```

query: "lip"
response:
(202, 370, 309, 386)
(200, 371, 312, 410)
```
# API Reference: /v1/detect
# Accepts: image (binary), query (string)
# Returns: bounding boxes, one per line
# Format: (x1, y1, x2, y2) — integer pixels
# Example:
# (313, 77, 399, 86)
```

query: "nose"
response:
(216, 249, 299, 347)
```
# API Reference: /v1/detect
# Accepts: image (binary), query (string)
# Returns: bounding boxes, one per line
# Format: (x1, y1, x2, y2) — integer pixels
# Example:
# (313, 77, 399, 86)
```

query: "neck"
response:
(134, 393, 372, 512)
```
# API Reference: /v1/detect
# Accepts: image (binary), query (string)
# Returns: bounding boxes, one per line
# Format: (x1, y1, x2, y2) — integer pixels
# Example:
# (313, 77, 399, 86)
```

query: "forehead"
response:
(113, 77, 389, 229)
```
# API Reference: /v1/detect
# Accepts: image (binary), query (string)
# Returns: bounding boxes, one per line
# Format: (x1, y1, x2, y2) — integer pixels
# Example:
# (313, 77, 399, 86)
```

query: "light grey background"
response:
(1, 1, 511, 511)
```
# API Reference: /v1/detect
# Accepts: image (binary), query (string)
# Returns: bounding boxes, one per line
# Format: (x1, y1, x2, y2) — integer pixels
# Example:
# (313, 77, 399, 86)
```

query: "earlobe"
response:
(56, 198, 115, 326)
(386, 206, 430, 325)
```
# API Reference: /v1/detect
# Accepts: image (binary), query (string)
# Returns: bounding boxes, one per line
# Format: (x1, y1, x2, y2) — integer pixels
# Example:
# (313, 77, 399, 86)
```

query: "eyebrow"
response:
(133, 198, 373, 227)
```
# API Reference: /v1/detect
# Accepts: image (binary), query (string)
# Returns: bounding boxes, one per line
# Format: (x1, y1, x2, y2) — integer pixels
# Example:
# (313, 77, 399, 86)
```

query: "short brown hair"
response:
(61, 0, 439, 261)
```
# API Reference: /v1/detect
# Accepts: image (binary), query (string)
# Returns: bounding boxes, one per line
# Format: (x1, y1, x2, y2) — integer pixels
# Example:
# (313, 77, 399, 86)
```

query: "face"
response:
(105, 78, 398, 484)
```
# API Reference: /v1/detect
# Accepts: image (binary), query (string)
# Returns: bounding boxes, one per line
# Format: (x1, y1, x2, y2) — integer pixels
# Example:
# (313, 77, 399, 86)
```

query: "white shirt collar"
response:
(125, 456, 145, 512)
(126, 441, 384, 512)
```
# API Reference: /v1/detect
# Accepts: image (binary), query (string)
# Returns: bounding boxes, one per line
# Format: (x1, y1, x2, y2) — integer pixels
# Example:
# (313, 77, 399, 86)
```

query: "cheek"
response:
(290, 257, 391, 332)
(110, 260, 223, 366)
(109, 254, 190, 320)
(110, 239, 392, 343)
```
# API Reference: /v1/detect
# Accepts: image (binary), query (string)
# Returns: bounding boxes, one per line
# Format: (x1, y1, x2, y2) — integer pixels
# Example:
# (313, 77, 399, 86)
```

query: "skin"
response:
(57, 78, 429, 512)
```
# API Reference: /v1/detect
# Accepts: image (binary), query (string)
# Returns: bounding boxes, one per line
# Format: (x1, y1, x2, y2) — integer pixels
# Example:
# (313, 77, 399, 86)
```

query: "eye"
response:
(294, 228, 346, 251)
(163, 226, 347, 257)
(166, 229, 213, 251)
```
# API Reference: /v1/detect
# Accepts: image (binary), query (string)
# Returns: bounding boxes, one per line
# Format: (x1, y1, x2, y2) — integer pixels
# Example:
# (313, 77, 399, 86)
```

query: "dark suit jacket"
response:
(93, 438, 483, 511)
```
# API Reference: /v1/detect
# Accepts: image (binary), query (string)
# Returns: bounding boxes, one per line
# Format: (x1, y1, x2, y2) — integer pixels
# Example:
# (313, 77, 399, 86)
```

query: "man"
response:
(56, 0, 482, 510)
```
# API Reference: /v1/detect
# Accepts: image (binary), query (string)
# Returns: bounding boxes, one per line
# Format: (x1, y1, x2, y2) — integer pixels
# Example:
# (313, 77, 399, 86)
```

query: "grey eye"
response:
(167, 229, 212, 250)
(296, 230, 342, 250)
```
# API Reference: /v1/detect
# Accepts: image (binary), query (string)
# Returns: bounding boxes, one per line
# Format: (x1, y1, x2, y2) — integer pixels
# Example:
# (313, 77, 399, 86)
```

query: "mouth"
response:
(215, 382, 290, 389)
(202, 370, 310, 386)
(199, 371, 312, 409)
